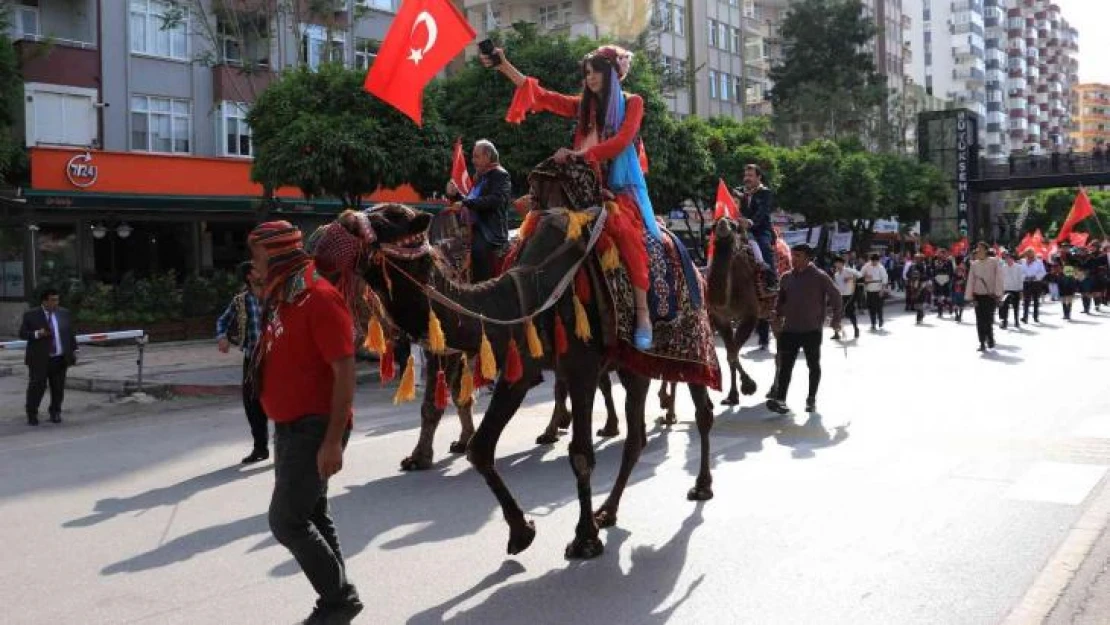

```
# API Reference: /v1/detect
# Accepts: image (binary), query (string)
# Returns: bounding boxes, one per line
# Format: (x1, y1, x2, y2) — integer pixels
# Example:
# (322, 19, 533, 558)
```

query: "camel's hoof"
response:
(400, 456, 433, 471)
(554, 411, 572, 430)
(564, 535, 605, 560)
(536, 432, 560, 445)
(594, 508, 618, 528)
(740, 378, 758, 396)
(507, 520, 537, 555)
(656, 414, 678, 427)
(448, 439, 469, 454)
(687, 484, 714, 501)
(720, 394, 740, 406)
(596, 424, 620, 438)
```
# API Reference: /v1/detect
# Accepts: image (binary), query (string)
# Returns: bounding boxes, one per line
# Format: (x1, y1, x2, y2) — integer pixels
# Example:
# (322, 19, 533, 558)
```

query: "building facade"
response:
(1, 0, 428, 315)
(1069, 83, 1110, 152)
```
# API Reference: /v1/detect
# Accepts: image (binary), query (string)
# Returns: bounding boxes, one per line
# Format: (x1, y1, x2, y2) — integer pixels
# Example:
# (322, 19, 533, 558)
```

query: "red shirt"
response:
(527, 79, 645, 165)
(258, 268, 354, 423)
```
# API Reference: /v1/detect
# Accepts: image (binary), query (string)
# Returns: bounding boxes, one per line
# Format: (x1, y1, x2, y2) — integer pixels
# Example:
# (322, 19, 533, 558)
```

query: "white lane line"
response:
(1005, 462, 1108, 506)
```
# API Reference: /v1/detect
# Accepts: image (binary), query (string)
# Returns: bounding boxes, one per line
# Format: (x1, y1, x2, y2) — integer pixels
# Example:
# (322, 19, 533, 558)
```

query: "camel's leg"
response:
(401, 364, 443, 471)
(467, 368, 536, 556)
(563, 355, 604, 560)
(595, 370, 649, 528)
(596, 372, 620, 438)
(656, 382, 678, 426)
(717, 317, 741, 406)
(733, 318, 759, 397)
(448, 354, 475, 454)
(537, 377, 568, 445)
(687, 384, 715, 501)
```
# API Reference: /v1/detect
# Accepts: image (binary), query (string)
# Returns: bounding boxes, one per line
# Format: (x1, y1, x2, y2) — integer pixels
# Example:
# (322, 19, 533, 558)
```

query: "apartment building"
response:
(1, 0, 422, 306)
(1069, 83, 1110, 152)
(462, 0, 759, 119)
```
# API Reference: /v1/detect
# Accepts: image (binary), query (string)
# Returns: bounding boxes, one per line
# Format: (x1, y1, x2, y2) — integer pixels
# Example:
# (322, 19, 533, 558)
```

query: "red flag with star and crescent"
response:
(451, 138, 472, 195)
(363, 0, 476, 125)
(713, 179, 740, 221)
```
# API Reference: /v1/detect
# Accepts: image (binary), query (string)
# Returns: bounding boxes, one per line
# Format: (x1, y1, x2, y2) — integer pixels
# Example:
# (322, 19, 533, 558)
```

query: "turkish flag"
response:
(1016, 232, 1033, 255)
(1055, 187, 1095, 243)
(451, 138, 472, 195)
(712, 179, 739, 221)
(363, 0, 476, 125)
(1031, 229, 1047, 256)
(922, 242, 936, 258)
(950, 237, 968, 257)
(1069, 231, 1090, 248)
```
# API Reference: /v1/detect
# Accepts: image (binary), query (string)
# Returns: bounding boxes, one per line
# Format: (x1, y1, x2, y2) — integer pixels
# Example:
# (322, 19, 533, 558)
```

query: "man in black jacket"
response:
(446, 139, 512, 282)
(19, 289, 78, 425)
(736, 163, 778, 286)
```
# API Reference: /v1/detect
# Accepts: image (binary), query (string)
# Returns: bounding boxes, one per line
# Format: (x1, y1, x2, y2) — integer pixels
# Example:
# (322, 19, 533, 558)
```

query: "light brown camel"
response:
(322, 161, 716, 559)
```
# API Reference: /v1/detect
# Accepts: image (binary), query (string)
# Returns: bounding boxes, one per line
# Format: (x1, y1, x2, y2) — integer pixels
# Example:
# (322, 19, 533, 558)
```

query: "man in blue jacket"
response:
(446, 139, 512, 282)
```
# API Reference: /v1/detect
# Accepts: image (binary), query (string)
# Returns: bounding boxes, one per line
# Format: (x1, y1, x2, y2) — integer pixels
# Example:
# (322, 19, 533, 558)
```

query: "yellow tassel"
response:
(605, 200, 621, 216)
(393, 354, 416, 405)
(565, 211, 592, 241)
(524, 319, 544, 359)
(479, 329, 498, 380)
(427, 308, 446, 354)
(364, 316, 386, 354)
(457, 355, 474, 404)
(573, 295, 592, 341)
(600, 246, 621, 272)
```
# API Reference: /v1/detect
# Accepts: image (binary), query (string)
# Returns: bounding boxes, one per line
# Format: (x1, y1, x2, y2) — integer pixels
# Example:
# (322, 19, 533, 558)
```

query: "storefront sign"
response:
(829, 232, 853, 252)
(65, 152, 98, 188)
(955, 111, 971, 237)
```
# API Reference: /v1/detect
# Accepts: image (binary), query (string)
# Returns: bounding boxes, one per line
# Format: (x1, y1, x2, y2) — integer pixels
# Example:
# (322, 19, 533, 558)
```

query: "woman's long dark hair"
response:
(577, 54, 615, 139)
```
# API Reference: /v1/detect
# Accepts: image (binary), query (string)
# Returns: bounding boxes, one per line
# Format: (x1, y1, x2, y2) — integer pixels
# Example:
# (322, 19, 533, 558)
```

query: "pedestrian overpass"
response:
(972, 152, 1110, 193)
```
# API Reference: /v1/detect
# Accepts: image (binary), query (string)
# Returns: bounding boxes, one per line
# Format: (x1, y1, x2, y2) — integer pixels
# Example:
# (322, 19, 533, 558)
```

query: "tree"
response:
(859, 153, 948, 250)
(0, 3, 25, 186)
(434, 23, 712, 215)
(768, 0, 887, 147)
(776, 140, 842, 223)
(1026, 188, 1110, 238)
(247, 64, 450, 206)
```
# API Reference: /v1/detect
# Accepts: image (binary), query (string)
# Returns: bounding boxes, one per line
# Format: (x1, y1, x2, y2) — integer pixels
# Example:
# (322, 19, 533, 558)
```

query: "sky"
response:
(1055, 0, 1110, 85)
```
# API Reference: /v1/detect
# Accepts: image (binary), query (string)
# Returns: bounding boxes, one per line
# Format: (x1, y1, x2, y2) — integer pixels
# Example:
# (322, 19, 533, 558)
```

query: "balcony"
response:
(15, 38, 98, 89)
(212, 64, 276, 104)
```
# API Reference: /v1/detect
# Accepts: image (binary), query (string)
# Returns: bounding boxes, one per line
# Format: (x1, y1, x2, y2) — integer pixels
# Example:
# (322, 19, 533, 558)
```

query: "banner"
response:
(829, 232, 852, 252)
(780, 227, 821, 248)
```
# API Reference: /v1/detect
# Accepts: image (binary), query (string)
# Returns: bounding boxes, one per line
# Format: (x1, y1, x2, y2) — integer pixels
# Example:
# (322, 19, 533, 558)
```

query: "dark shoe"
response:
(1021, 317, 1028, 324)
(304, 596, 364, 624)
(805, 398, 816, 413)
(831, 332, 840, 341)
(765, 399, 790, 416)
(987, 338, 996, 349)
(854, 327, 860, 339)
(1000, 320, 1007, 329)
(49, 413, 62, 424)
(27, 415, 39, 426)
(241, 449, 269, 464)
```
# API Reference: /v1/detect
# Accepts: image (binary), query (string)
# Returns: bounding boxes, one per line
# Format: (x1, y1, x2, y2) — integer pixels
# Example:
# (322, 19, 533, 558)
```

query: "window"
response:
(483, 5, 501, 31)
(15, 5, 40, 38)
(672, 2, 685, 34)
(302, 25, 345, 70)
(131, 95, 191, 153)
(0, 228, 26, 300)
(220, 102, 252, 157)
(708, 69, 718, 99)
(24, 86, 97, 147)
(130, 0, 188, 60)
(733, 75, 743, 102)
(360, 0, 396, 11)
(719, 22, 728, 50)
(730, 27, 741, 54)
(538, 4, 563, 27)
(355, 38, 379, 70)
(719, 72, 730, 101)
(707, 19, 717, 47)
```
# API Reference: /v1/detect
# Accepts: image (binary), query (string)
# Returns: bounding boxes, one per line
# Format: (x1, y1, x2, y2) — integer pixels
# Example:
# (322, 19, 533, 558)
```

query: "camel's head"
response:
(317, 203, 434, 298)
(711, 216, 748, 246)
(527, 157, 602, 211)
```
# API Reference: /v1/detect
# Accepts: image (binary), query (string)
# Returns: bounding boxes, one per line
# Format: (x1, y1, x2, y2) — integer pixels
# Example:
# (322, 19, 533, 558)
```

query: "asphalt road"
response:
(2, 300, 1109, 625)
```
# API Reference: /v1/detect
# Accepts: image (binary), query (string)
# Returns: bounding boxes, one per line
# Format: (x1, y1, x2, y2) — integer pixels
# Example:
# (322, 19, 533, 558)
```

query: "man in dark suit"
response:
(19, 289, 78, 425)
(445, 139, 512, 281)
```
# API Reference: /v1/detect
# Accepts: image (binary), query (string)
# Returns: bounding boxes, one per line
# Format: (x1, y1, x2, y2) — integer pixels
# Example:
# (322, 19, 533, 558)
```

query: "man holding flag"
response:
(445, 139, 512, 281)
(736, 164, 778, 287)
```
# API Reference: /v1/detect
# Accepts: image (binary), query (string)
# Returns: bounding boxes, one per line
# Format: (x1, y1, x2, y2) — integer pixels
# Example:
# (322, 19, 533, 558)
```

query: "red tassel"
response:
(554, 315, 568, 356)
(504, 338, 523, 384)
(473, 352, 488, 388)
(434, 369, 449, 410)
(380, 342, 396, 383)
(575, 269, 591, 304)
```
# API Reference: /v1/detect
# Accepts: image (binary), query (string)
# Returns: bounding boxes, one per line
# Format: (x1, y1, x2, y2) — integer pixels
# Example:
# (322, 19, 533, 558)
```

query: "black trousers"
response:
(241, 357, 269, 451)
(1021, 282, 1040, 321)
(470, 233, 502, 282)
(269, 416, 358, 610)
(865, 291, 884, 327)
(1000, 291, 1021, 324)
(26, 356, 67, 417)
(840, 295, 858, 331)
(973, 296, 997, 346)
(773, 330, 822, 402)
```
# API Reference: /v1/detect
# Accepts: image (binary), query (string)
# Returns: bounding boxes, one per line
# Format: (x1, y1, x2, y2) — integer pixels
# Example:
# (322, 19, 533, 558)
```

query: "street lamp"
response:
(116, 223, 133, 239)
(91, 223, 107, 239)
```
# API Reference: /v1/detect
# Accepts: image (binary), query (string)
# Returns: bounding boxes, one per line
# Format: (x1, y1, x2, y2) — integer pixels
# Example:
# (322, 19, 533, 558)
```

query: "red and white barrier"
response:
(0, 329, 145, 350)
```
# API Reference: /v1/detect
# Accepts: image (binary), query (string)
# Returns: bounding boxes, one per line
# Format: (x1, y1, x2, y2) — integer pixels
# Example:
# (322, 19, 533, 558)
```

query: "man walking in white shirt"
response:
(1020, 249, 1047, 323)
(832, 256, 861, 340)
(859, 253, 889, 331)
(967, 242, 1005, 351)
(999, 251, 1025, 329)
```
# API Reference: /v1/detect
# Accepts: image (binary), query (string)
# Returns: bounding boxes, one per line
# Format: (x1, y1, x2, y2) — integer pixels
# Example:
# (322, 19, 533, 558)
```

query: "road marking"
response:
(1003, 473, 1110, 625)
(1005, 462, 1108, 506)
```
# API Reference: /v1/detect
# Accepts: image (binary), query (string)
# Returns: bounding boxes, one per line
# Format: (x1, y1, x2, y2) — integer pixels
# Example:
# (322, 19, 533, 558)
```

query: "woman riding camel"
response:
(481, 43, 657, 350)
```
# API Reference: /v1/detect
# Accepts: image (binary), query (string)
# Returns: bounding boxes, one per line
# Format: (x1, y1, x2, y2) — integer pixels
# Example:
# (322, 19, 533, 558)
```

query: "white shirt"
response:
(833, 267, 860, 296)
(860, 262, 889, 292)
(1020, 258, 1046, 282)
(1002, 262, 1025, 292)
(748, 240, 764, 265)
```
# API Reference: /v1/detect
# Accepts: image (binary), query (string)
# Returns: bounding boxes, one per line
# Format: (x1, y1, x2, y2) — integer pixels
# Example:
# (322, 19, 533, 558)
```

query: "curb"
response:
(65, 368, 383, 398)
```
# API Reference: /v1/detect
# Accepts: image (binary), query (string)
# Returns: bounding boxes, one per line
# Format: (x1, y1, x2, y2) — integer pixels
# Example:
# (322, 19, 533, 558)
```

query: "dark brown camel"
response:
(332, 167, 715, 560)
(658, 216, 764, 422)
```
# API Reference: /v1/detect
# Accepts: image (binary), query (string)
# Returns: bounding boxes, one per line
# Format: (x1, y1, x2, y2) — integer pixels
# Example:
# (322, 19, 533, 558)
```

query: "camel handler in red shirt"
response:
(248, 221, 363, 625)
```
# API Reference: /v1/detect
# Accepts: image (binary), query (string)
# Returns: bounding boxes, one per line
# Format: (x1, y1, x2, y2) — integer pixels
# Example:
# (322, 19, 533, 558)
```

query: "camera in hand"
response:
(478, 39, 502, 66)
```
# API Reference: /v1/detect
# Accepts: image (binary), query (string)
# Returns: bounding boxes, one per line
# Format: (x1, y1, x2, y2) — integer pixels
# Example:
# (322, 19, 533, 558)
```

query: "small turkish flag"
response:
(1056, 187, 1095, 243)
(363, 0, 476, 125)
(712, 179, 739, 221)
(451, 138, 472, 195)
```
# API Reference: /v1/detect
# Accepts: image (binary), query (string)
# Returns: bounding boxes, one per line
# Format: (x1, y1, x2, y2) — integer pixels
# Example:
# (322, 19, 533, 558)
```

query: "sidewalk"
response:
(0, 339, 381, 397)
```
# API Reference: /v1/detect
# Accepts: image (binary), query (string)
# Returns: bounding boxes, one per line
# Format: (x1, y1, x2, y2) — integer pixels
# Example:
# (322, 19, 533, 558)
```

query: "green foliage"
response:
(248, 63, 450, 206)
(769, 0, 887, 146)
(0, 8, 23, 185)
(67, 270, 238, 325)
(1025, 188, 1110, 237)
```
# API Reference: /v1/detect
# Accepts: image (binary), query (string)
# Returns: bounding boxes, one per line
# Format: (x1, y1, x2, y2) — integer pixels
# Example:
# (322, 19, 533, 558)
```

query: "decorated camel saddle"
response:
(516, 158, 720, 389)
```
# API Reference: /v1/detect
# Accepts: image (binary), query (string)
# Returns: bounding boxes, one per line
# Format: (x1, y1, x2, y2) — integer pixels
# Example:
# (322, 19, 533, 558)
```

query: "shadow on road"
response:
(406, 505, 707, 625)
